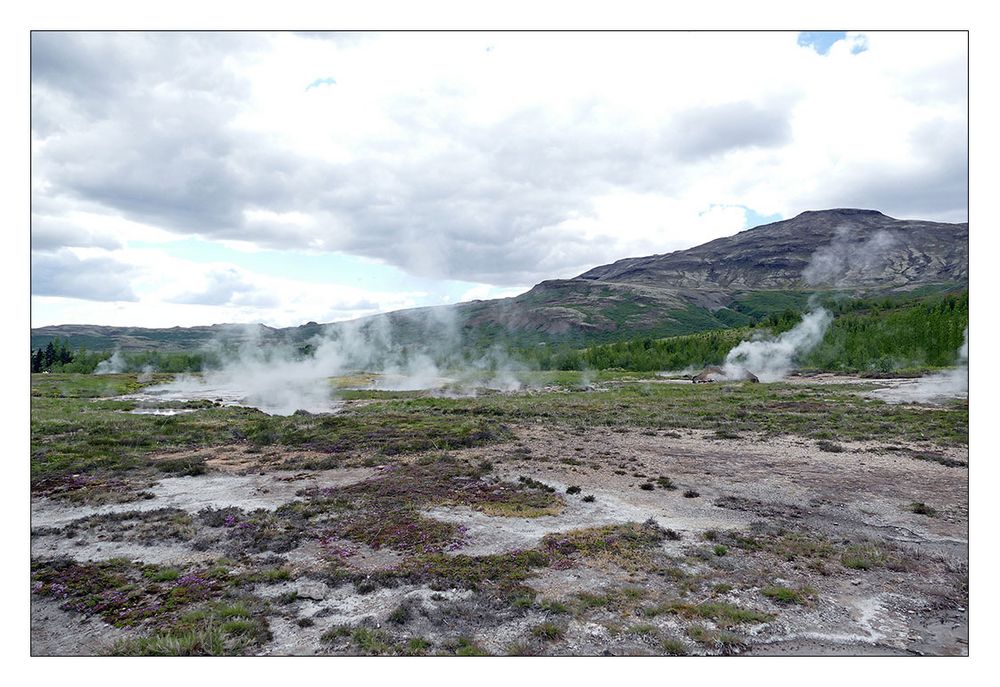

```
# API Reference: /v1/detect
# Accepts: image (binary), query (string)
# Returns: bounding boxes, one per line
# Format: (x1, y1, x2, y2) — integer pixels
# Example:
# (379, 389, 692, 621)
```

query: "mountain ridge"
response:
(32, 209, 969, 351)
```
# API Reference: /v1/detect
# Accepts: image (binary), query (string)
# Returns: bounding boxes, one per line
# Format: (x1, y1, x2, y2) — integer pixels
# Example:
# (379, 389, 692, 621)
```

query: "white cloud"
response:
(30, 30, 967, 326)
(30, 243, 428, 328)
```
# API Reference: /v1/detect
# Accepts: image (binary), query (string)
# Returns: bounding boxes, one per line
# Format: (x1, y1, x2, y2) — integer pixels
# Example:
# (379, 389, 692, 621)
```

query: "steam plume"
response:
(718, 224, 900, 382)
(94, 350, 126, 374)
(802, 226, 897, 286)
(723, 308, 832, 382)
(136, 308, 531, 415)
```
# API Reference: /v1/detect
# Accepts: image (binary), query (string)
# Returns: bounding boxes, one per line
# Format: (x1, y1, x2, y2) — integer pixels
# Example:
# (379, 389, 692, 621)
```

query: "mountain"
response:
(31, 209, 968, 351)
(576, 209, 966, 289)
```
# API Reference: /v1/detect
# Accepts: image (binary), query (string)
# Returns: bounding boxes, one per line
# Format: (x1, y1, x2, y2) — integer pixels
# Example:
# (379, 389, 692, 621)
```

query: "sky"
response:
(30, 30, 968, 329)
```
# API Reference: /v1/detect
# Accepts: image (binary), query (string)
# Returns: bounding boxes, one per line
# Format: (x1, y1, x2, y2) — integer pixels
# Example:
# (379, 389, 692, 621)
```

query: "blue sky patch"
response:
(797, 32, 847, 55)
(744, 208, 784, 229)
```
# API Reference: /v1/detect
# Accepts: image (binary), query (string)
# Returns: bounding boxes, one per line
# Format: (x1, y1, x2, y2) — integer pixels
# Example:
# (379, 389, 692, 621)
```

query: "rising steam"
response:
(94, 350, 127, 374)
(717, 224, 901, 382)
(870, 328, 968, 404)
(802, 226, 897, 286)
(723, 308, 833, 382)
(134, 307, 531, 415)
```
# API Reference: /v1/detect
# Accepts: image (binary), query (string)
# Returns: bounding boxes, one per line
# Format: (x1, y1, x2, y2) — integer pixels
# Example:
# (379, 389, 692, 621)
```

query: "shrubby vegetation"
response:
(517, 290, 967, 373)
(800, 291, 967, 371)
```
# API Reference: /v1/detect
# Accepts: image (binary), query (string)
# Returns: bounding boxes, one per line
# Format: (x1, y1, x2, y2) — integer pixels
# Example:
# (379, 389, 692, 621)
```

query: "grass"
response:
(398, 549, 550, 593)
(450, 637, 490, 656)
(572, 587, 647, 614)
(907, 502, 937, 517)
(275, 457, 565, 558)
(320, 625, 352, 642)
(531, 622, 565, 641)
(388, 600, 414, 624)
(390, 381, 966, 446)
(706, 527, 837, 567)
(154, 454, 208, 476)
(656, 476, 678, 490)
(841, 542, 894, 570)
(108, 600, 270, 656)
(626, 624, 659, 636)
(351, 628, 394, 655)
(660, 638, 688, 655)
(541, 521, 669, 572)
(32, 368, 960, 656)
(405, 637, 432, 655)
(31, 372, 169, 399)
(539, 598, 570, 614)
(147, 568, 181, 582)
(30, 378, 516, 481)
(32, 558, 232, 628)
(32, 372, 967, 491)
(650, 600, 773, 627)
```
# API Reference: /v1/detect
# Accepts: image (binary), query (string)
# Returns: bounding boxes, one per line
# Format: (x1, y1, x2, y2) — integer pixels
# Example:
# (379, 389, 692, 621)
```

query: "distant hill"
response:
(32, 209, 968, 352)
(29, 323, 283, 353)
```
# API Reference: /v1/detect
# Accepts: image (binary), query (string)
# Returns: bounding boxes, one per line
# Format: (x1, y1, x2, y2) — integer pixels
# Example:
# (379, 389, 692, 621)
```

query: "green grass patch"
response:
(398, 549, 550, 593)
(351, 628, 394, 655)
(660, 638, 688, 655)
(108, 600, 269, 656)
(841, 542, 892, 570)
(662, 600, 773, 627)
(531, 622, 565, 641)
(541, 521, 669, 572)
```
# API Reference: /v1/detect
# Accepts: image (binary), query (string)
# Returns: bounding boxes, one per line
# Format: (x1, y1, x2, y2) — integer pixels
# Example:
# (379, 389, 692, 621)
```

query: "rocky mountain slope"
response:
(577, 209, 966, 289)
(32, 209, 968, 351)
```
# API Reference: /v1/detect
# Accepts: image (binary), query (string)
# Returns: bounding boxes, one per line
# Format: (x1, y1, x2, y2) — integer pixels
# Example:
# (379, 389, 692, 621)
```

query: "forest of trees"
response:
(29, 338, 107, 373)
(515, 291, 968, 373)
(30, 340, 213, 374)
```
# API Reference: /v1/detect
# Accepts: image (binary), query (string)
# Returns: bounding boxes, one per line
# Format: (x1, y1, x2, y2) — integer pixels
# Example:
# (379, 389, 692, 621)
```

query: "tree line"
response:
(30, 340, 214, 374)
(514, 291, 968, 373)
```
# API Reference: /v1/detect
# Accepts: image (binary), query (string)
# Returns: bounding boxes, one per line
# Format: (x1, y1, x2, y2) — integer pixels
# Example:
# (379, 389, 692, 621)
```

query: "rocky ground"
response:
(31, 389, 968, 656)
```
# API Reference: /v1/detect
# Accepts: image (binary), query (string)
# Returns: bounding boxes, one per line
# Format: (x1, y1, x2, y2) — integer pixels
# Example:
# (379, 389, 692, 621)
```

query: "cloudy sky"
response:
(30, 30, 968, 329)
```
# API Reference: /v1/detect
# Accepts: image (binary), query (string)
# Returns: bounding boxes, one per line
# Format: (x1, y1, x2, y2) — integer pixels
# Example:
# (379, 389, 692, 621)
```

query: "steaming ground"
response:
(122, 375, 342, 416)
(114, 313, 532, 415)
(32, 369, 968, 656)
(122, 371, 528, 415)
(723, 309, 832, 382)
(869, 328, 969, 405)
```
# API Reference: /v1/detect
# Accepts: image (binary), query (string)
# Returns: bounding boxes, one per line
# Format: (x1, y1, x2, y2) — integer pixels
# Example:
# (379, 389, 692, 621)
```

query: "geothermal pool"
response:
(866, 374, 969, 405)
(120, 377, 340, 416)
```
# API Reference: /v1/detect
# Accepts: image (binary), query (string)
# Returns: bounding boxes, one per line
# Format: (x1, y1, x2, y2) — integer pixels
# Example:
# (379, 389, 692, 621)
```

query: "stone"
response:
(296, 581, 330, 601)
